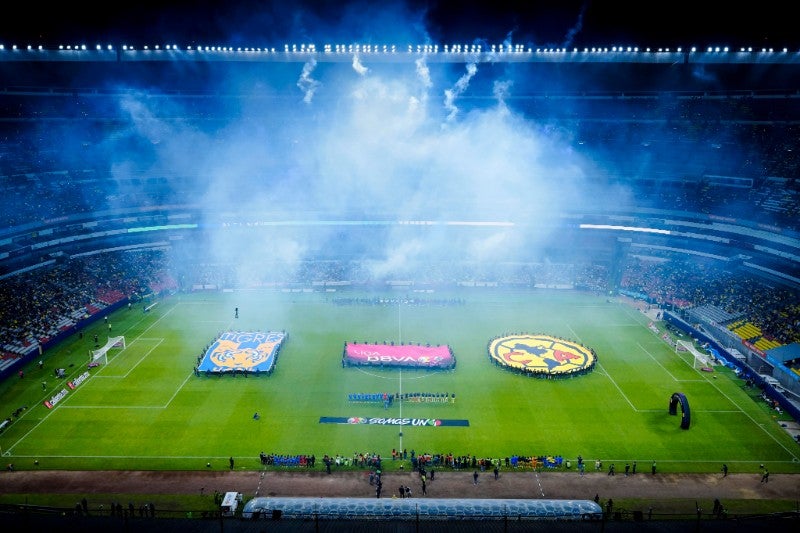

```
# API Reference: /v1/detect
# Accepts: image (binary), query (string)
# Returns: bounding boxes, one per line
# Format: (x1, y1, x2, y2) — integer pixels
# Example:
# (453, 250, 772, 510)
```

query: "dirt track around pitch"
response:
(1, 469, 797, 503)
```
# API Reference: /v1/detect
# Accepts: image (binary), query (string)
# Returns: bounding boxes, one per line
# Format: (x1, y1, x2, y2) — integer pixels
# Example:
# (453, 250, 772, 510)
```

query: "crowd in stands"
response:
(0, 169, 190, 230)
(180, 260, 607, 291)
(0, 251, 176, 364)
(4, 90, 800, 236)
(3, 94, 800, 231)
(620, 255, 800, 345)
(574, 264, 609, 293)
(2, 246, 797, 375)
(3, 170, 796, 236)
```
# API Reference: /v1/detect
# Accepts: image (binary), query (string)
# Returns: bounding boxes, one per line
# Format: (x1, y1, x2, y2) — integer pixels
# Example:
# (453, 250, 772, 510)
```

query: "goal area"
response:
(91, 336, 126, 366)
(675, 339, 712, 370)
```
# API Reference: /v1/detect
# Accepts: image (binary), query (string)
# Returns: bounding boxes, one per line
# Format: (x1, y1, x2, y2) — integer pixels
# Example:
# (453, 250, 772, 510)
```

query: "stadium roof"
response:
(2, 0, 798, 64)
(3, 45, 800, 66)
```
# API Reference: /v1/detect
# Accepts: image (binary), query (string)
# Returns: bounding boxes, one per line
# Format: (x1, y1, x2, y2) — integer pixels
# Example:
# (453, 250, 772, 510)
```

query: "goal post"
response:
(90, 335, 126, 366)
(675, 339, 710, 369)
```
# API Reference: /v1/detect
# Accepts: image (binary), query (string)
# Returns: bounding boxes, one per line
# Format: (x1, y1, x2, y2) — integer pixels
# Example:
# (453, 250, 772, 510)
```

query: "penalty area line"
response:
(596, 362, 639, 412)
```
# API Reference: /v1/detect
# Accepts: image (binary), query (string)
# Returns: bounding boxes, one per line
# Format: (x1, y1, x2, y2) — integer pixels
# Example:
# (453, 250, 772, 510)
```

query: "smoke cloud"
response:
(298, 58, 321, 104)
(443, 62, 478, 122)
(352, 54, 369, 76)
(40, 1, 651, 286)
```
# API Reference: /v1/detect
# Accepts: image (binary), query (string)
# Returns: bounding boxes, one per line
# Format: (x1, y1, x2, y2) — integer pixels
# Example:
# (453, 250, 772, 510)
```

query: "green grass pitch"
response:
(1, 289, 798, 474)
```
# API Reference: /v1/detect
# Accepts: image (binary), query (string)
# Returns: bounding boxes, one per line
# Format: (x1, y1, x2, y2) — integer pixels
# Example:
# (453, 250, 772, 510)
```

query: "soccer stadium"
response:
(0, 2, 799, 531)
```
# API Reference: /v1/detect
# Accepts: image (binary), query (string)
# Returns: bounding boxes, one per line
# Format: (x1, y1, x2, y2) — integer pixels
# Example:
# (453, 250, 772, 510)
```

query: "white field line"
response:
(85, 338, 164, 380)
(636, 342, 707, 382)
(637, 341, 679, 381)
(568, 321, 639, 411)
(5, 303, 180, 453)
(701, 373, 800, 461)
(626, 310, 800, 461)
(163, 371, 195, 408)
(567, 321, 638, 411)
(565, 323, 581, 342)
(595, 362, 639, 412)
(40, 366, 193, 411)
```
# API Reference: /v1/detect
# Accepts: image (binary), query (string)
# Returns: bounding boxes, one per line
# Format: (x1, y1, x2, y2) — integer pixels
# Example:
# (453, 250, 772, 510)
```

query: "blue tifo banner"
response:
(319, 417, 469, 427)
(197, 331, 285, 373)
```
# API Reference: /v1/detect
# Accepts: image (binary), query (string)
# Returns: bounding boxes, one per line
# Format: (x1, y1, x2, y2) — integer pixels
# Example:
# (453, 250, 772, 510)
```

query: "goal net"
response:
(675, 339, 711, 369)
(91, 335, 126, 366)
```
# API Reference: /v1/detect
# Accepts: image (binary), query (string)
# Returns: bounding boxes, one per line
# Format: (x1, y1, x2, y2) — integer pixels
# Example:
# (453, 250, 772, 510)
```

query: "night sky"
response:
(2, 1, 796, 50)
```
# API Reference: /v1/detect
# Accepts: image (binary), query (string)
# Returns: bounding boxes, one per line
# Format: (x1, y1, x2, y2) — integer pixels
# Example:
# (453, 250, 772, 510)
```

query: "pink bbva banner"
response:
(345, 343, 454, 368)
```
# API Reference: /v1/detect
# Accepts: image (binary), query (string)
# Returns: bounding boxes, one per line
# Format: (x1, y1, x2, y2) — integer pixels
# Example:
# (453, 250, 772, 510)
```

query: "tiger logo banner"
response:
(197, 331, 286, 374)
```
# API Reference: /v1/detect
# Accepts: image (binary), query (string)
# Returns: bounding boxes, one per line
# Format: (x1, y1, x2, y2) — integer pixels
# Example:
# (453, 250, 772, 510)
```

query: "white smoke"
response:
(443, 62, 478, 122)
(493, 79, 513, 113)
(409, 56, 433, 113)
(101, 7, 612, 286)
(415, 56, 432, 88)
(297, 58, 321, 104)
(352, 54, 369, 76)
